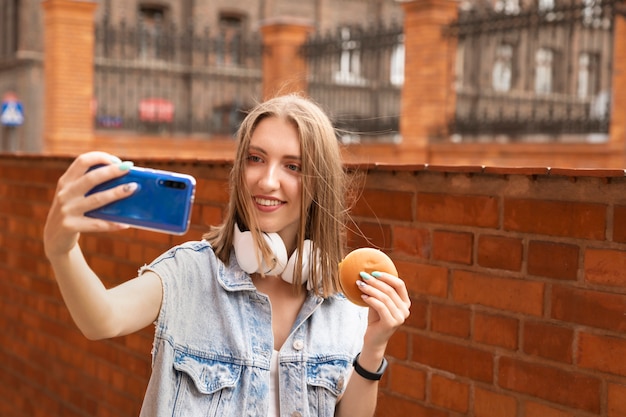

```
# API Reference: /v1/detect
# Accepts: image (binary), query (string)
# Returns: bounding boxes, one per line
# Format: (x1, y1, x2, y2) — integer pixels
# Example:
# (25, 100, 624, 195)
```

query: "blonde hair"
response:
(204, 94, 348, 297)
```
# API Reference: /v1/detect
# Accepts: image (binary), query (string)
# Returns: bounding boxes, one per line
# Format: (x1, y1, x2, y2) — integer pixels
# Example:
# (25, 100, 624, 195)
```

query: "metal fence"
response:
(446, 0, 617, 141)
(94, 19, 263, 136)
(301, 21, 404, 144)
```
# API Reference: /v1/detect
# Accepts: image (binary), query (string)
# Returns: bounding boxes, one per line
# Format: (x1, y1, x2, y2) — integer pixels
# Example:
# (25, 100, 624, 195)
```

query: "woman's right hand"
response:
(43, 151, 135, 259)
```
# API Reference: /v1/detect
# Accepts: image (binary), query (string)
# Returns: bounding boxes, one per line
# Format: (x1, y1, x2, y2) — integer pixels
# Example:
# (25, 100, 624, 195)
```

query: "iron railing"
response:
(301, 21, 404, 144)
(94, 18, 262, 136)
(445, 0, 617, 141)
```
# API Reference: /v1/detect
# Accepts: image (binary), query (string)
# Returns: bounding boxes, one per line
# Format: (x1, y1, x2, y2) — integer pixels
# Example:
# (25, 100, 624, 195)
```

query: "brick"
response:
(347, 221, 393, 251)
(430, 303, 471, 338)
(584, 247, 626, 288)
(392, 225, 430, 259)
(375, 393, 447, 417)
(351, 189, 414, 221)
(431, 374, 469, 413)
(412, 334, 493, 382)
(522, 320, 573, 363)
(405, 296, 427, 330)
(416, 193, 499, 228)
(473, 312, 518, 350)
(474, 387, 517, 417)
(477, 234, 522, 271)
(613, 205, 626, 243)
(503, 198, 606, 240)
(400, 0, 457, 146)
(608, 382, 626, 417)
(498, 356, 601, 413)
(386, 330, 409, 360)
(551, 285, 626, 333)
(432, 230, 473, 264)
(200, 204, 223, 227)
(388, 363, 426, 400)
(524, 401, 574, 417)
(527, 240, 579, 280)
(194, 178, 230, 204)
(396, 260, 448, 298)
(135, 228, 172, 245)
(578, 332, 626, 377)
(43, 0, 98, 149)
(452, 270, 544, 316)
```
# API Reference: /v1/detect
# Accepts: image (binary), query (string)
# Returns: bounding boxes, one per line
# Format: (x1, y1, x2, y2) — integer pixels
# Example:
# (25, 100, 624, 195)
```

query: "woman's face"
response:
(245, 116, 303, 250)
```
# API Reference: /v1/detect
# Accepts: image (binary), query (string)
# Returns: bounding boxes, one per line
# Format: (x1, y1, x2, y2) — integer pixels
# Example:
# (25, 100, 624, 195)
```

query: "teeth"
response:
(255, 198, 282, 207)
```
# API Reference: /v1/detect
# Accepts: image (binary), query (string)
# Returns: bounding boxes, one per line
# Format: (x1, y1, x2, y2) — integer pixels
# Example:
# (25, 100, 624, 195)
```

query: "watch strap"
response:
(353, 352, 388, 381)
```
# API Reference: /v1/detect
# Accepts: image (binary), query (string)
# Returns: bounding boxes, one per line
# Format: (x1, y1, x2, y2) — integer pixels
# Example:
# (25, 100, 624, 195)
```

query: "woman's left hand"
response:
(357, 270, 411, 350)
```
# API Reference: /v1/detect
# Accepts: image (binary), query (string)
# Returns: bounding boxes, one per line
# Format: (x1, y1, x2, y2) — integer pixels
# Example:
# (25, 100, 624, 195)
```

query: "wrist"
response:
(353, 352, 388, 381)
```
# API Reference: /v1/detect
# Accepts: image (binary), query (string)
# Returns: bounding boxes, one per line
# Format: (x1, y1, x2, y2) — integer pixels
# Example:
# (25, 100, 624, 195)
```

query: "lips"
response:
(254, 197, 286, 210)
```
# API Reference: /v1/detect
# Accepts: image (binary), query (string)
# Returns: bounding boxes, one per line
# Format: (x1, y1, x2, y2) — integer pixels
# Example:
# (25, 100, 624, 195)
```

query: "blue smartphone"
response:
(85, 165, 196, 235)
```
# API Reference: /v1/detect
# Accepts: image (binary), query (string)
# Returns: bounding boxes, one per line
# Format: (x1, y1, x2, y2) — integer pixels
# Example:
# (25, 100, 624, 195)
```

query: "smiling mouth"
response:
(254, 197, 284, 207)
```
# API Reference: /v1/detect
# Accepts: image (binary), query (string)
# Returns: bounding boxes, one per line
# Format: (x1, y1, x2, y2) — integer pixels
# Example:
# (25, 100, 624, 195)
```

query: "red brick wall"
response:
(2, 155, 626, 416)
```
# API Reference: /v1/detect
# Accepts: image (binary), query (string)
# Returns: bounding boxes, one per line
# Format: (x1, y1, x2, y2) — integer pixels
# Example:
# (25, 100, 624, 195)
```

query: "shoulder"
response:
(144, 240, 221, 289)
(147, 240, 226, 271)
(151, 240, 214, 263)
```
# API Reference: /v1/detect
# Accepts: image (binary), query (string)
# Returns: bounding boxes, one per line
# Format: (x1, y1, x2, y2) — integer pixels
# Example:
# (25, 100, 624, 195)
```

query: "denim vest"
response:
(138, 241, 368, 417)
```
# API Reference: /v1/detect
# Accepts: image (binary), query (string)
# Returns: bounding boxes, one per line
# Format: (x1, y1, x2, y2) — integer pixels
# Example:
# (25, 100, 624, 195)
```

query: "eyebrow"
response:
(248, 145, 301, 161)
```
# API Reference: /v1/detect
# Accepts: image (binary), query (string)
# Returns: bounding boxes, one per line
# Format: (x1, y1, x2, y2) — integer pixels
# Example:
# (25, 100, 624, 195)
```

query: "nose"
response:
(258, 163, 280, 191)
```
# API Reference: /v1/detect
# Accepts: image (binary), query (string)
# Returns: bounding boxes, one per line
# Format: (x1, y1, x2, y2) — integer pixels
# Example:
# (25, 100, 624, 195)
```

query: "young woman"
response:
(43, 94, 411, 417)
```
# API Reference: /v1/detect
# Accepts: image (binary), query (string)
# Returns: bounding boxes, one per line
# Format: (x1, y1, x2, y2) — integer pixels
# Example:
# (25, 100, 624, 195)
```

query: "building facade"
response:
(0, 0, 403, 152)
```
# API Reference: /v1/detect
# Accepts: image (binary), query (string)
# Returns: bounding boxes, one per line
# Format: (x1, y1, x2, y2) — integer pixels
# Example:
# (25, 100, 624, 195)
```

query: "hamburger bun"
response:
(338, 247, 398, 306)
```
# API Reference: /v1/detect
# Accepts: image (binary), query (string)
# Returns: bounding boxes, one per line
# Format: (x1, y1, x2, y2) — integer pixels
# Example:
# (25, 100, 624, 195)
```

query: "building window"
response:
(582, 0, 601, 26)
(492, 44, 513, 92)
(0, 0, 19, 59)
(578, 52, 598, 99)
(217, 14, 245, 66)
(494, 0, 520, 14)
(538, 0, 555, 12)
(334, 27, 365, 85)
(534, 47, 553, 94)
(390, 37, 404, 86)
(138, 5, 167, 60)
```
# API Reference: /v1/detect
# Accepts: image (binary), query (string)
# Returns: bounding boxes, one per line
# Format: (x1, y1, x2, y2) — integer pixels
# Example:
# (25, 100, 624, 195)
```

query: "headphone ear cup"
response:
(233, 223, 288, 275)
(233, 224, 259, 274)
(263, 232, 288, 275)
(281, 240, 314, 286)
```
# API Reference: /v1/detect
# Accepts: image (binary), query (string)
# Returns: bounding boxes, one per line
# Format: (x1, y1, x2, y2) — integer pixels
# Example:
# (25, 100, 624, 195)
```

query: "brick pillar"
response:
(260, 18, 314, 100)
(42, 0, 97, 154)
(398, 0, 458, 162)
(609, 8, 626, 166)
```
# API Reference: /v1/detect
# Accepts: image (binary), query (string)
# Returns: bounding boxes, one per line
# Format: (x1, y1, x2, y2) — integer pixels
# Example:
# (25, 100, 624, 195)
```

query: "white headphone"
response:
(232, 223, 316, 288)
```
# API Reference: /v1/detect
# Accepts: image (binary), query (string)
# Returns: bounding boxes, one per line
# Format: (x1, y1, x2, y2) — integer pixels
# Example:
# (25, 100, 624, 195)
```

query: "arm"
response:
(44, 152, 162, 340)
(335, 271, 411, 417)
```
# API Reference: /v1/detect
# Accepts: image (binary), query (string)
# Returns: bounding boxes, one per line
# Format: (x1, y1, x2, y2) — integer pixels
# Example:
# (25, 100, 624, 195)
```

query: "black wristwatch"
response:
(353, 352, 388, 381)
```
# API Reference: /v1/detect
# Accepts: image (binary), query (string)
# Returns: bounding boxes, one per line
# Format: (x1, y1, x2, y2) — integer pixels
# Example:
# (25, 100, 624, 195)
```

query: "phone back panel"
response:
(85, 166, 196, 235)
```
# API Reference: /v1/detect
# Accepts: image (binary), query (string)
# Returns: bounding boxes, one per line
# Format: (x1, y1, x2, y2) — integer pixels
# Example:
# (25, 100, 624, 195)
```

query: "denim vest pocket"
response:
(306, 358, 350, 417)
(172, 348, 243, 416)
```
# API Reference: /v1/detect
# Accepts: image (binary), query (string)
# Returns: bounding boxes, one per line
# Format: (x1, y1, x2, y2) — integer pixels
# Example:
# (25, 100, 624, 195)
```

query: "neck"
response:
(252, 273, 304, 294)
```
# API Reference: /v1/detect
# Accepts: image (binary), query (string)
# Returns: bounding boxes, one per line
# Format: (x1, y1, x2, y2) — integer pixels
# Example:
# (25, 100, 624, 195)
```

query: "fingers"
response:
(48, 152, 135, 232)
(59, 151, 122, 186)
(65, 154, 133, 197)
(357, 271, 411, 323)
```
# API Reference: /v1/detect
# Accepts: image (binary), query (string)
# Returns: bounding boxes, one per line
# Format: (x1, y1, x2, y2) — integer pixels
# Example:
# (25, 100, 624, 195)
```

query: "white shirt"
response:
(269, 350, 280, 417)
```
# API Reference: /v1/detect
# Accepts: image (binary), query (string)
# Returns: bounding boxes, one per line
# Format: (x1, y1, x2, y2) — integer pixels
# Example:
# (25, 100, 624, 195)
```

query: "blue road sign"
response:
(1, 99, 24, 127)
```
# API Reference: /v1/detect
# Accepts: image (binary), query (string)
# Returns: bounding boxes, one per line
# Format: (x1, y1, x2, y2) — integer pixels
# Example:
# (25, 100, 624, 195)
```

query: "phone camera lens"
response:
(161, 179, 186, 190)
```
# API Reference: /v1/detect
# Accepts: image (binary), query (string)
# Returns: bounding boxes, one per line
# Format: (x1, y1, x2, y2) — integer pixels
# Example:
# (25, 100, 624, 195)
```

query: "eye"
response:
(247, 154, 263, 164)
(286, 163, 301, 172)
